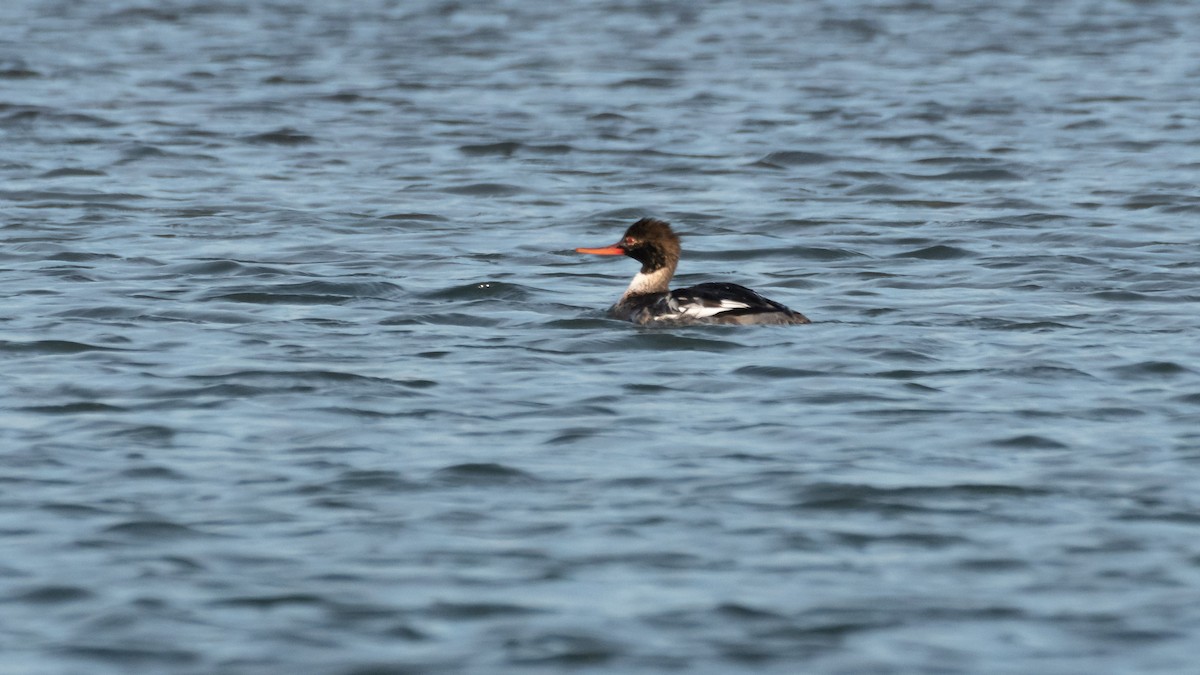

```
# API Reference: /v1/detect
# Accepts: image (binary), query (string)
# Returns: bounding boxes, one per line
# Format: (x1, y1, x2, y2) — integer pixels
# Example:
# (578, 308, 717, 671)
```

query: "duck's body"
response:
(575, 218, 810, 326)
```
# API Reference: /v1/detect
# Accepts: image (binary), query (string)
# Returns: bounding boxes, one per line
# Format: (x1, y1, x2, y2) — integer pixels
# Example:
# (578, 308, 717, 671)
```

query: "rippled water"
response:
(3, 1, 1200, 673)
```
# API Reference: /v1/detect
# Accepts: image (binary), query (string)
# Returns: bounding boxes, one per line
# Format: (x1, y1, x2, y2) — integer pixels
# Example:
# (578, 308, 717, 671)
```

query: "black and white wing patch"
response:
(666, 282, 790, 319)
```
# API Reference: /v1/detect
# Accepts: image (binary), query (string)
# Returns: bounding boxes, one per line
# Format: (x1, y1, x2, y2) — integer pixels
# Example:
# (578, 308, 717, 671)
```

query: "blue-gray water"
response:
(3, 1, 1200, 673)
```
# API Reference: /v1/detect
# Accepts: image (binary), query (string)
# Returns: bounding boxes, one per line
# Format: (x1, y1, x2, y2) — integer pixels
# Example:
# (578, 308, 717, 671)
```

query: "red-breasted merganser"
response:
(575, 218, 811, 325)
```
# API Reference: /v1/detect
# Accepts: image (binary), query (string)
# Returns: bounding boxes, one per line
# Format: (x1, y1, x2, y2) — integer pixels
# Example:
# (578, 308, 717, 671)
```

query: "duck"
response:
(575, 218, 810, 325)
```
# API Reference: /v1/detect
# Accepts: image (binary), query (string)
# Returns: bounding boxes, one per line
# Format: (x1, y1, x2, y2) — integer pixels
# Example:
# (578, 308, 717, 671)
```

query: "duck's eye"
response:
(623, 237, 636, 246)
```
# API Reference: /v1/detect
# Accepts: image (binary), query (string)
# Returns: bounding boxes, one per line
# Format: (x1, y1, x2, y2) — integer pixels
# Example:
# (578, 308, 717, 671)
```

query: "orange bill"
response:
(575, 245, 624, 255)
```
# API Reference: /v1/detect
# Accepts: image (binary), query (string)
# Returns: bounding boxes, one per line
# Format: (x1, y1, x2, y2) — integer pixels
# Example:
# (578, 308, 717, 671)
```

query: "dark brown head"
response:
(575, 217, 682, 273)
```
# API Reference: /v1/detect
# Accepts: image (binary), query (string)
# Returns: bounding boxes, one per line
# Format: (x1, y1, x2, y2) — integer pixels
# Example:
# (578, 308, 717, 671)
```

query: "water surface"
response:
(2, 1, 1200, 673)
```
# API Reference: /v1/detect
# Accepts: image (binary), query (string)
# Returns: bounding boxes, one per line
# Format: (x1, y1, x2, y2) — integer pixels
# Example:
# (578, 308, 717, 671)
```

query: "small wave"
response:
(421, 281, 532, 301)
(1109, 361, 1192, 379)
(170, 260, 290, 277)
(542, 317, 624, 330)
(894, 245, 976, 259)
(202, 280, 402, 304)
(319, 470, 415, 493)
(887, 199, 965, 208)
(819, 17, 885, 40)
(505, 631, 623, 666)
(1077, 406, 1146, 420)
(51, 305, 142, 320)
(528, 143, 572, 154)
(734, 365, 826, 379)
(11, 585, 94, 604)
(39, 167, 105, 178)
(99, 7, 180, 23)
(989, 435, 1069, 449)
(47, 251, 119, 262)
(755, 150, 836, 167)
(0, 67, 39, 79)
(106, 424, 176, 445)
(440, 183, 525, 197)
(21, 401, 126, 414)
(459, 141, 522, 156)
(608, 76, 675, 88)
(793, 482, 1048, 512)
(587, 112, 629, 122)
(1003, 365, 1094, 380)
(1089, 290, 1159, 302)
(596, 332, 745, 352)
(849, 182, 911, 196)
(103, 520, 211, 540)
(381, 212, 447, 221)
(40, 502, 111, 517)
(909, 168, 1025, 181)
(150, 309, 259, 324)
(692, 245, 865, 262)
(545, 427, 603, 444)
(868, 133, 966, 149)
(975, 319, 1076, 331)
(213, 593, 327, 609)
(241, 127, 317, 145)
(428, 601, 544, 619)
(386, 312, 505, 327)
(951, 316, 1059, 330)
(1122, 193, 1200, 210)
(716, 602, 789, 621)
(61, 644, 198, 666)
(1175, 393, 1200, 405)
(431, 463, 539, 486)
(120, 465, 186, 480)
(0, 107, 117, 128)
(261, 74, 317, 85)
(0, 339, 125, 354)
(186, 370, 436, 391)
(869, 348, 937, 363)
(0, 189, 147, 203)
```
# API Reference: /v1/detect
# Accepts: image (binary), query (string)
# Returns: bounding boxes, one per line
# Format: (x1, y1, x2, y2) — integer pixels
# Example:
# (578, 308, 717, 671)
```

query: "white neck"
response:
(619, 266, 674, 302)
